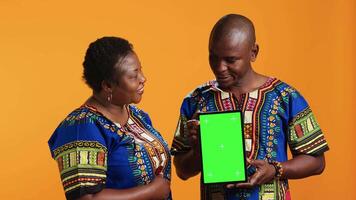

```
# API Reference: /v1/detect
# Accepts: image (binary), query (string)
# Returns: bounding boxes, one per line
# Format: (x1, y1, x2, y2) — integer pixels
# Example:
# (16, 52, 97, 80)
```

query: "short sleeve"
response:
(171, 97, 197, 155)
(287, 91, 329, 157)
(48, 121, 108, 200)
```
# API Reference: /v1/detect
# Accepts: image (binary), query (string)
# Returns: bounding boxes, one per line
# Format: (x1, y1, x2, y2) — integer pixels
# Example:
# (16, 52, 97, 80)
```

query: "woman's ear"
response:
(101, 80, 113, 94)
(250, 43, 259, 62)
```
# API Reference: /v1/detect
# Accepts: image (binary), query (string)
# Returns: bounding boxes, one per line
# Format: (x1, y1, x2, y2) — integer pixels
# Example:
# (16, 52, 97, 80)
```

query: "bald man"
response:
(171, 14, 328, 200)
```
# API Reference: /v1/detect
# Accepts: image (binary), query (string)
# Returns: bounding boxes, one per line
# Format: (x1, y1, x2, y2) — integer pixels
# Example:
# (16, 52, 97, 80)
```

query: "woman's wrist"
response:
(143, 182, 157, 200)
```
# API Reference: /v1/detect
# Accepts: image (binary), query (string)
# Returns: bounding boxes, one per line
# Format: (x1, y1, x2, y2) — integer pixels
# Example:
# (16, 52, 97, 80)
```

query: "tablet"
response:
(199, 111, 247, 184)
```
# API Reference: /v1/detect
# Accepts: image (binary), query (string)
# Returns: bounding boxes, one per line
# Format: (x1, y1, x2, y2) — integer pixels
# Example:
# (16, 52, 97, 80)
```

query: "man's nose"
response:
(216, 60, 228, 72)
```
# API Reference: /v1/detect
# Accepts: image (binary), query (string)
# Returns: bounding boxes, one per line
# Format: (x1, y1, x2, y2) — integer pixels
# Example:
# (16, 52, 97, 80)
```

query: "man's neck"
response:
(229, 69, 268, 97)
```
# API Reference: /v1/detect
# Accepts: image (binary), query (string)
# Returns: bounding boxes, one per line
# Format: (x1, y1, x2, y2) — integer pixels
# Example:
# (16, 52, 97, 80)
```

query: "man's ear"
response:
(250, 43, 259, 62)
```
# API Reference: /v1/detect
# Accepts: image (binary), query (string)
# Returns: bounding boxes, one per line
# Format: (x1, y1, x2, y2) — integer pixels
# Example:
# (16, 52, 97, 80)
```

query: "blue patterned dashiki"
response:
(48, 104, 172, 200)
(171, 78, 329, 200)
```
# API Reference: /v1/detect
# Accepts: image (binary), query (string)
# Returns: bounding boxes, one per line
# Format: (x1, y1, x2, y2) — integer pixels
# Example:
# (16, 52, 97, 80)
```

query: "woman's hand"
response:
(148, 175, 171, 200)
(227, 159, 276, 189)
(77, 175, 170, 200)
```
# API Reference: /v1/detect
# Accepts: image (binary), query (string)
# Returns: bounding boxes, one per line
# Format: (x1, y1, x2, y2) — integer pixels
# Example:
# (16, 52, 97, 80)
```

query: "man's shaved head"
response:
(208, 14, 260, 91)
(209, 14, 256, 47)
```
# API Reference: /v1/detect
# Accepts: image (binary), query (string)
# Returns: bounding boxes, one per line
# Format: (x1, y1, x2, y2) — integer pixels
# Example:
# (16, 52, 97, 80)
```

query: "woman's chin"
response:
(132, 96, 142, 104)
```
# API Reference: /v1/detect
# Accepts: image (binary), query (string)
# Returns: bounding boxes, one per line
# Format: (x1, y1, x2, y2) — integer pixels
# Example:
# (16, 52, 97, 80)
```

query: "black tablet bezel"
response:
(198, 110, 247, 185)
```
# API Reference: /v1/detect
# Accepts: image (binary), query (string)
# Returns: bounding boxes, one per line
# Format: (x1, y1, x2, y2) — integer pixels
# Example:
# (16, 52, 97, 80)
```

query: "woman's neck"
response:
(86, 93, 129, 126)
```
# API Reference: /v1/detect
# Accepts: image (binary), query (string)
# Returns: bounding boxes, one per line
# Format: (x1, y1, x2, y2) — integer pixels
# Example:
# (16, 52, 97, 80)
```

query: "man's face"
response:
(209, 33, 256, 91)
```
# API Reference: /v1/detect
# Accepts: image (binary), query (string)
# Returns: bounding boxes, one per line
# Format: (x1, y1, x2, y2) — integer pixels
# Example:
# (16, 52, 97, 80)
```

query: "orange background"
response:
(0, 0, 354, 199)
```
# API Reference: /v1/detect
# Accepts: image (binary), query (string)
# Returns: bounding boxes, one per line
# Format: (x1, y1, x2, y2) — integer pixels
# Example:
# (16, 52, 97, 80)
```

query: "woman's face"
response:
(111, 52, 146, 105)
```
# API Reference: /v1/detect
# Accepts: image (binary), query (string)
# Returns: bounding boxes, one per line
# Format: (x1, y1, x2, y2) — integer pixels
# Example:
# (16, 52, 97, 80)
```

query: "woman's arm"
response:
(78, 175, 170, 200)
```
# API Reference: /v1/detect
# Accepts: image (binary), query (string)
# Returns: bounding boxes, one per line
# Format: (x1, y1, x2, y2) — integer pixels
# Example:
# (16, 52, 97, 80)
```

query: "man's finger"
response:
(226, 182, 253, 189)
(191, 135, 198, 140)
(235, 182, 253, 188)
(187, 119, 200, 128)
(250, 159, 266, 167)
(191, 112, 200, 120)
(248, 172, 262, 186)
(246, 158, 252, 164)
(188, 128, 199, 137)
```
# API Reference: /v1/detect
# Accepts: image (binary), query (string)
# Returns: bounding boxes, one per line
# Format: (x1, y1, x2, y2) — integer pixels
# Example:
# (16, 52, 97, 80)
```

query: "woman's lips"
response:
(137, 87, 144, 94)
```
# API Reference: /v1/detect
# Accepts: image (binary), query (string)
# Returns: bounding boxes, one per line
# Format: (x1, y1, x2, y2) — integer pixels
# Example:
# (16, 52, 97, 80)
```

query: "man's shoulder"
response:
(265, 78, 305, 104)
(271, 79, 299, 94)
(185, 80, 218, 98)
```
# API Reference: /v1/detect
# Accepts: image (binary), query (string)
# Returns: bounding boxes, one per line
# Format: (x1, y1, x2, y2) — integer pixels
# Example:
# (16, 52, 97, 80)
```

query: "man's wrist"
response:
(268, 160, 284, 179)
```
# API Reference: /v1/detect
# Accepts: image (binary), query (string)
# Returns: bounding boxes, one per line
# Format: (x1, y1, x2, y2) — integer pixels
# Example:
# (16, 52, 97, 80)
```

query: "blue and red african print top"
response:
(171, 78, 329, 200)
(48, 104, 171, 200)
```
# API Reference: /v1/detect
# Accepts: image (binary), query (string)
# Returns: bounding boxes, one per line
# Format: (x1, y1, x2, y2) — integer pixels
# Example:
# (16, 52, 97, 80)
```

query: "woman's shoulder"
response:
(128, 105, 152, 125)
(59, 105, 100, 127)
(54, 104, 120, 135)
(48, 105, 112, 156)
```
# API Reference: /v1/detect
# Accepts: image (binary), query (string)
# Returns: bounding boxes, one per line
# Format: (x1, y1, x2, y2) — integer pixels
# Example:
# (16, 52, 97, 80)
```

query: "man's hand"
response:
(227, 159, 276, 189)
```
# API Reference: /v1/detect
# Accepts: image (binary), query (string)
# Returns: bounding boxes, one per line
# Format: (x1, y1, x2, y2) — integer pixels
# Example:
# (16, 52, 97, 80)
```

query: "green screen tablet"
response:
(199, 111, 247, 184)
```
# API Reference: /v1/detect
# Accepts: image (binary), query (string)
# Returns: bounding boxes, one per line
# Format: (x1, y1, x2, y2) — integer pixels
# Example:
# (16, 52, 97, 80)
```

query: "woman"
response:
(48, 37, 171, 200)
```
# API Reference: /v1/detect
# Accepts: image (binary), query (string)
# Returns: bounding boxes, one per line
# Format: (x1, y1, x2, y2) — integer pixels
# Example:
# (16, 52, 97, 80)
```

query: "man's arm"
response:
(173, 119, 201, 180)
(174, 149, 201, 180)
(227, 153, 326, 188)
(281, 153, 325, 179)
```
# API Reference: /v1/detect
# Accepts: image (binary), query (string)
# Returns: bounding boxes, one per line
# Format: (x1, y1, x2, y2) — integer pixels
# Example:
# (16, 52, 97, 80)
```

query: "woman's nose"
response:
(139, 72, 146, 84)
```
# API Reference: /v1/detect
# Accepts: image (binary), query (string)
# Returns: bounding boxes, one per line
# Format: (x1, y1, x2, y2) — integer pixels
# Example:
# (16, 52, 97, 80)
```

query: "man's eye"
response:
(209, 55, 218, 61)
(225, 58, 237, 64)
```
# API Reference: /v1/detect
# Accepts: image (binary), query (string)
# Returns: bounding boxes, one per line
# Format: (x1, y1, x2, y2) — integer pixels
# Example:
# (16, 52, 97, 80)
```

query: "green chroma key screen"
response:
(199, 111, 247, 184)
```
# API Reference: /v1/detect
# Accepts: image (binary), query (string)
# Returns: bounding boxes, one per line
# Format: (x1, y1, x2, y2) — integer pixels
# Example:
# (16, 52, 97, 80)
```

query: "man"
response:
(171, 14, 328, 200)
